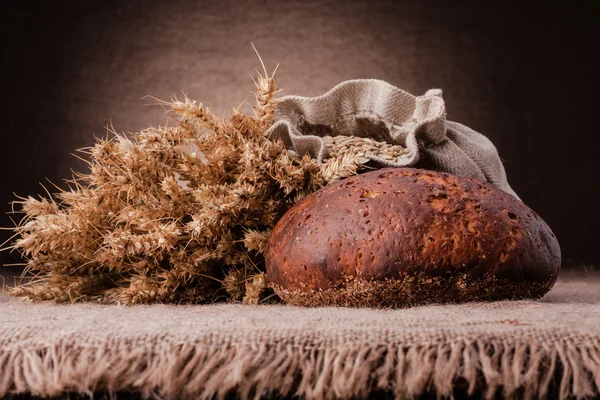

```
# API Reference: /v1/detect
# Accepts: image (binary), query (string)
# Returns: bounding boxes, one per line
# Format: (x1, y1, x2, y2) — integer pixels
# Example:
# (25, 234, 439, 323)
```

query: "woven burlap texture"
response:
(267, 79, 519, 199)
(1, 272, 599, 400)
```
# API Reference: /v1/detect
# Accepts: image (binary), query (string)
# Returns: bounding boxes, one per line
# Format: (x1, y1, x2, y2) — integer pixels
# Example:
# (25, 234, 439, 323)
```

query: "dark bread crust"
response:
(265, 168, 561, 307)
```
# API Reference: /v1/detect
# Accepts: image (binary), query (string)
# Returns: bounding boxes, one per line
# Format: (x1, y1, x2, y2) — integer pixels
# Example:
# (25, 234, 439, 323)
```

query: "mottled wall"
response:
(1, 1, 597, 282)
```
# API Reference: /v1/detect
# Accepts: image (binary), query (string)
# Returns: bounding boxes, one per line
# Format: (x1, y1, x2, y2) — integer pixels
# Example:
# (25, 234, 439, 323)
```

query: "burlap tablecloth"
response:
(1, 271, 599, 400)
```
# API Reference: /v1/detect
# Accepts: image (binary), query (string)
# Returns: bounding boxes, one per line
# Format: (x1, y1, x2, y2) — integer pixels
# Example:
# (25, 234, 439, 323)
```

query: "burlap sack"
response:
(267, 79, 519, 199)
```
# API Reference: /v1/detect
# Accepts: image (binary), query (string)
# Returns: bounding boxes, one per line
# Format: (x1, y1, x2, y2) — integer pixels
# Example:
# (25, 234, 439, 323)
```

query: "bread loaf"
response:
(265, 168, 561, 307)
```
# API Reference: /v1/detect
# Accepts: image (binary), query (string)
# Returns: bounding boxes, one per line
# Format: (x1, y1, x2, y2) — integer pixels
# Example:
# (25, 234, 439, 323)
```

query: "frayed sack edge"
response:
(1, 334, 599, 400)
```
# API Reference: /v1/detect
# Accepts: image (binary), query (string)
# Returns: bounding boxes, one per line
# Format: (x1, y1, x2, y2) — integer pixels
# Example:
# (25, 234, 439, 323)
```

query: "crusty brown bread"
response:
(265, 168, 561, 307)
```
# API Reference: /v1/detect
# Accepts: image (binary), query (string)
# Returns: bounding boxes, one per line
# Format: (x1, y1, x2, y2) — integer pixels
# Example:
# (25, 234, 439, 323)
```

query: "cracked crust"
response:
(272, 273, 555, 308)
(265, 168, 561, 307)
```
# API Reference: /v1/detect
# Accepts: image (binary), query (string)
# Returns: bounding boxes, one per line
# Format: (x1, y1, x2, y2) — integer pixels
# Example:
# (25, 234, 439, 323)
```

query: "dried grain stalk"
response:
(5, 64, 406, 305)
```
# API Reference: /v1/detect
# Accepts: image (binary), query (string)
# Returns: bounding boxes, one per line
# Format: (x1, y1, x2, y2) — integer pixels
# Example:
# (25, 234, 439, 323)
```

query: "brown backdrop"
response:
(1, 1, 598, 282)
